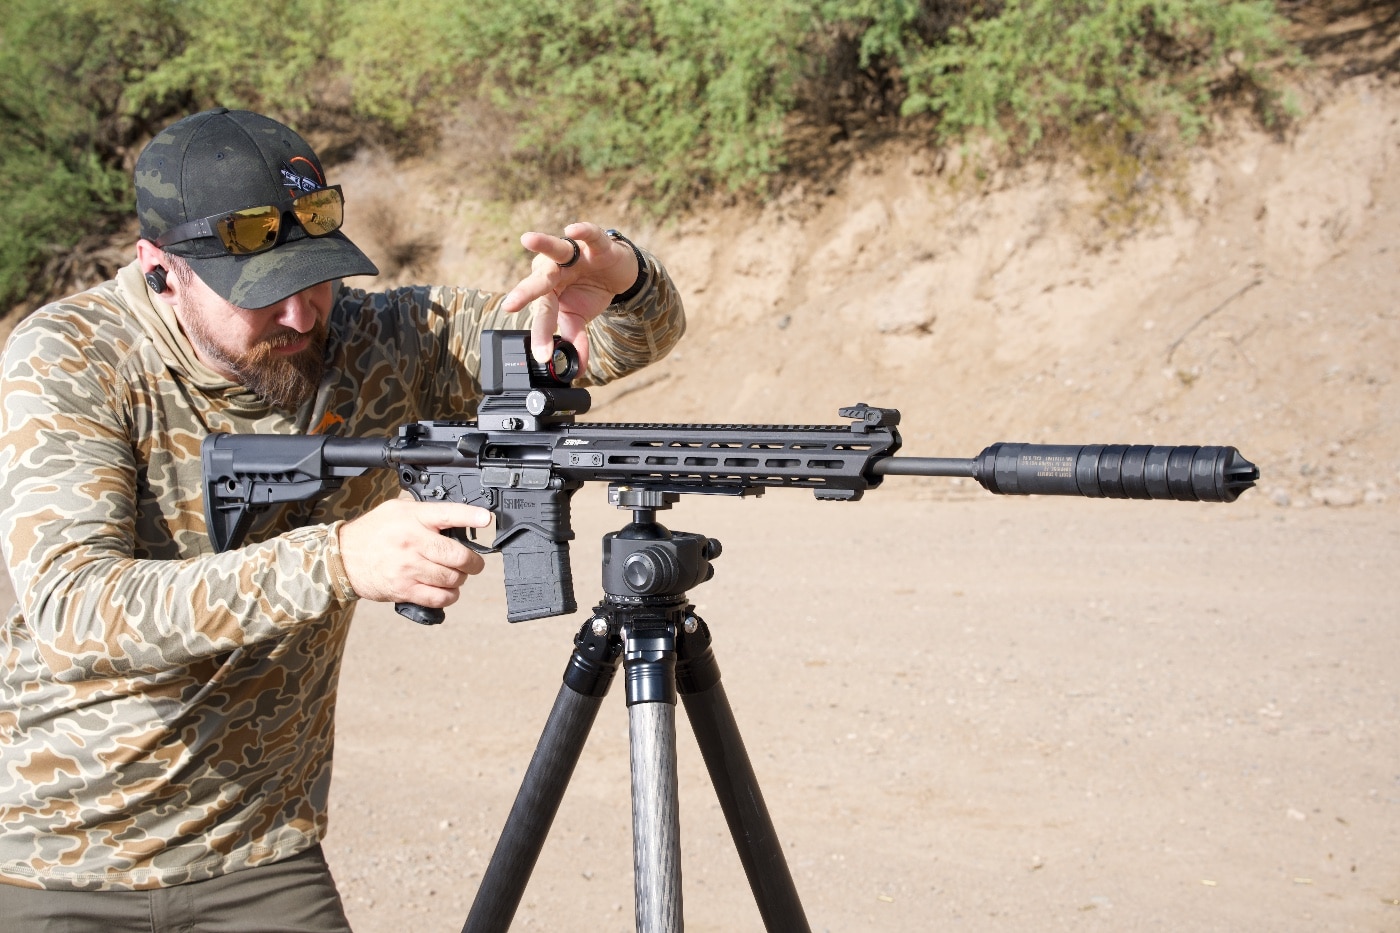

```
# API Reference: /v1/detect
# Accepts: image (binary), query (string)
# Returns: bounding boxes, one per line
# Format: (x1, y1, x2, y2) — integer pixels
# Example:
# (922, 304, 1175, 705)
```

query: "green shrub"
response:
(327, 1, 473, 133)
(125, 0, 816, 208)
(898, 0, 1296, 150)
(125, 0, 337, 119)
(0, 0, 1302, 309)
(0, 0, 181, 307)
(320, 0, 813, 207)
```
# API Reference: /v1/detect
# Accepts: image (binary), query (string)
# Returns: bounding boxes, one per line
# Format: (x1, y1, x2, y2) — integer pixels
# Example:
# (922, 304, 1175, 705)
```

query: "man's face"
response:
(174, 270, 333, 411)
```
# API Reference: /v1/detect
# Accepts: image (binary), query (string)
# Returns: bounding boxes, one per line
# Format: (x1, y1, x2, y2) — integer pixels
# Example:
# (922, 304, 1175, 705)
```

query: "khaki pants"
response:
(0, 844, 353, 932)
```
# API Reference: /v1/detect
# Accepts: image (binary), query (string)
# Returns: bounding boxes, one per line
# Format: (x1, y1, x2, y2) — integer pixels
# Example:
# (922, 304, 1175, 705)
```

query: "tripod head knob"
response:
(610, 485, 681, 511)
(623, 547, 683, 594)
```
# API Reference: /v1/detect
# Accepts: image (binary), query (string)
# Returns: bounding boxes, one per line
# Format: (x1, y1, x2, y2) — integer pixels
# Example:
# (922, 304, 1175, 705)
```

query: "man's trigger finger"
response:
(422, 503, 493, 531)
(558, 322, 590, 371)
(531, 305, 560, 362)
(458, 505, 494, 528)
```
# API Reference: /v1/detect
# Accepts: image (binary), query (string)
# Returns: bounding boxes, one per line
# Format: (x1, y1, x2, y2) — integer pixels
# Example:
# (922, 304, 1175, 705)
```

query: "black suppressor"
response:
(973, 443, 1256, 501)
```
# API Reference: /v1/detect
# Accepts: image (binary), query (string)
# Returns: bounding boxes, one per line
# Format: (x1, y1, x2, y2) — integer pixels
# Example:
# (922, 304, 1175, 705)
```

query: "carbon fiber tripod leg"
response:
(624, 623, 685, 933)
(677, 617, 812, 933)
(629, 699, 684, 932)
(463, 625, 619, 933)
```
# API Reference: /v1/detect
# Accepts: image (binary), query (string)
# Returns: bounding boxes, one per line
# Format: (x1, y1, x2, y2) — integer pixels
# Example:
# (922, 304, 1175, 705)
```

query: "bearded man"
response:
(0, 107, 684, 931)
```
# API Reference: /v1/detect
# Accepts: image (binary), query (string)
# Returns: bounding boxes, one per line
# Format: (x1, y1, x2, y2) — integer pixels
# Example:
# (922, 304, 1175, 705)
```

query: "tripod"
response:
(461, 487, 811, 933)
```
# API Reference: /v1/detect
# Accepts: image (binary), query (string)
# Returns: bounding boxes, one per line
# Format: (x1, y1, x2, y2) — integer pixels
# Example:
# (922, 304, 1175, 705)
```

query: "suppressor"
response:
(878, 444, 1259, 502)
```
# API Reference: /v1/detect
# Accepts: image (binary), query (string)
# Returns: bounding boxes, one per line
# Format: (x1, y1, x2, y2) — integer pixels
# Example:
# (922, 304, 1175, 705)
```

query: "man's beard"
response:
(187, 314, 328, 411)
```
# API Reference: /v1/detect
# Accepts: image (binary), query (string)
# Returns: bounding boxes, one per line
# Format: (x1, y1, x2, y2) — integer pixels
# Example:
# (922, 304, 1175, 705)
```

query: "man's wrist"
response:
(606, 229, 648, 305)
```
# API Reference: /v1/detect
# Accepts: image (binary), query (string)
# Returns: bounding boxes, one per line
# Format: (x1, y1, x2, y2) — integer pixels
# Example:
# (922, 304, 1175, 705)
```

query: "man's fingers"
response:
(530, 293, 561, 363)
(412, 556, 480, 590)
(501, 222, 626, 364)
(417, 502, 493, 533)
(557, 317, 591, 370)
(416, 503, 491, 574)
(338, 500, 494, 607)
(500, 245, 565, 316)
(396, 581, 464, 612)
(523, 230, 587, 266)
(421, 531, 487, 576)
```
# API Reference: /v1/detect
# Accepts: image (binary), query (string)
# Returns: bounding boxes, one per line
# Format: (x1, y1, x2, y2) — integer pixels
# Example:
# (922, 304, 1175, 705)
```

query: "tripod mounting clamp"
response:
(609, 485, 680, 511)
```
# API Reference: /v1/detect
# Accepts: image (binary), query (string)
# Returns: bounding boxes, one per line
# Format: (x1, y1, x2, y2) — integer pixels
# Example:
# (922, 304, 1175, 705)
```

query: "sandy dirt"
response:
(325, 492, 1398, 933)
(0, 490, 1394, 931)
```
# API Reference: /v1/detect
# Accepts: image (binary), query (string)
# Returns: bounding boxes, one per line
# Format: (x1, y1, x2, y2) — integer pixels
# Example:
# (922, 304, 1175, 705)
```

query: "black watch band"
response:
(606, 228, 648, 305)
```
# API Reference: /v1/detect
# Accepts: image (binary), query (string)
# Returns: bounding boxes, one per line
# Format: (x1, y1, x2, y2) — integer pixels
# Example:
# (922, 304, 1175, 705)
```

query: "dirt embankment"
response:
(333, 70, 1398, 516)
(5, 22, 1395, 514)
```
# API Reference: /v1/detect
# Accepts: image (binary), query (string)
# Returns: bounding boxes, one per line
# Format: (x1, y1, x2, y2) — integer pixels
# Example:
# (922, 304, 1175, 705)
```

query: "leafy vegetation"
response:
(899, 0, 1295, 147)
(0, 0, 182, 306)
(1, 0, 1300, 310)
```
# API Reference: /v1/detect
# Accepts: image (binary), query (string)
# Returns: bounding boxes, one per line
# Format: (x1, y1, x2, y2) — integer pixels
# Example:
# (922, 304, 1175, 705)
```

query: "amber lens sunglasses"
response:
(154, 186, 345, 256)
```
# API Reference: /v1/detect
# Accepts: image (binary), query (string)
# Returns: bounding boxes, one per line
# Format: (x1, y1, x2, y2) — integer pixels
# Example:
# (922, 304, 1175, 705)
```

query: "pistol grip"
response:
(395, 602, 444, 625)
(393, 528, 478, 626)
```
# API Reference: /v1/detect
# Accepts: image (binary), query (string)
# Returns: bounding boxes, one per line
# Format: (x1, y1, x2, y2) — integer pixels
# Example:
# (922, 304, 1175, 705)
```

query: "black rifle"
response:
(201, 330, 1258, 625)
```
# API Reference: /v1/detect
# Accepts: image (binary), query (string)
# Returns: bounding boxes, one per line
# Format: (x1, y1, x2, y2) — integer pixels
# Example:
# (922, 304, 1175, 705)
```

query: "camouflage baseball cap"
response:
(135, 108, 378, 308)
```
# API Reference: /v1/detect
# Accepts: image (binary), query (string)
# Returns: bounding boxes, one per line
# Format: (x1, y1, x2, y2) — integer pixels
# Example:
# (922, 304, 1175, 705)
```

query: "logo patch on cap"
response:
(281, 157, 325, 195)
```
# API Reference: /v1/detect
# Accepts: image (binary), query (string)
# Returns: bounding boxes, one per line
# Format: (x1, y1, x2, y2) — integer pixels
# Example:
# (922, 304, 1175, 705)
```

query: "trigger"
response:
(445, 526, 494, 555)
(460, 526, 495, 555)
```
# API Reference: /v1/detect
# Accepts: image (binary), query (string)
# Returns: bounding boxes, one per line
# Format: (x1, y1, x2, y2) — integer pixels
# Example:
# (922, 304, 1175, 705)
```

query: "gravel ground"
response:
(323, 488, 1399, 932)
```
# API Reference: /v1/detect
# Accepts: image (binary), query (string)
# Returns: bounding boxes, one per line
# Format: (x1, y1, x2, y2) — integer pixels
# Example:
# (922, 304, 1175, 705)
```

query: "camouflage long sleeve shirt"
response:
(0, 255, 684, 891)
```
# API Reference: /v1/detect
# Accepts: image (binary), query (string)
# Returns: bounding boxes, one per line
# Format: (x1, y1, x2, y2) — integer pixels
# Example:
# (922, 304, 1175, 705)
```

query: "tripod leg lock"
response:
(675, 615, 721, 695)
(564, 620, 621, 697)
(623, 626, 678, 706)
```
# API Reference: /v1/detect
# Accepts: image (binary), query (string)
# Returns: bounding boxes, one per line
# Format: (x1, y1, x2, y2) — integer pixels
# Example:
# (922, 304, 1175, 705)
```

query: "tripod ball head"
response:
(604, 528, 720, 598)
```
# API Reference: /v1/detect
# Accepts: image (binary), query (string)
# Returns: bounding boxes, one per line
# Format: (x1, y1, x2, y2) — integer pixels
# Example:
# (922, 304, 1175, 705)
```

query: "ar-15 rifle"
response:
(202, 330, 1259, 624)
